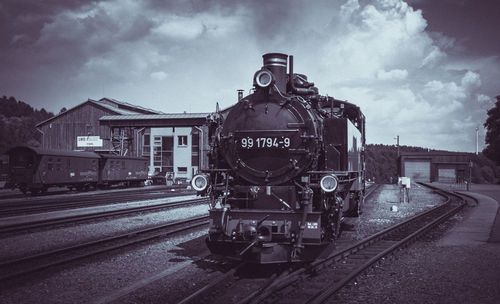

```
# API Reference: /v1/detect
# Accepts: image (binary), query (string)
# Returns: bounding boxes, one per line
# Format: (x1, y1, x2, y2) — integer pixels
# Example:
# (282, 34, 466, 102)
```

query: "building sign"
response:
(77, 136, 103, 147)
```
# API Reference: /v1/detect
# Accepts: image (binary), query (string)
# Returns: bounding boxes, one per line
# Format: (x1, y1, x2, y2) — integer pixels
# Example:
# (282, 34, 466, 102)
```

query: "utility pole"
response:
(395, 135, 400, 156)
(475, 127, 479, 155)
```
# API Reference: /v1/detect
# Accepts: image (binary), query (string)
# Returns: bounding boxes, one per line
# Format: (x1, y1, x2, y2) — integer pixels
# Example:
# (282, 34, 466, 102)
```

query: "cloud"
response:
(150, 71, 168, 80)
(153, 16, 205, 40)
(0, 0, 498, 152)
(376, 69, 408, 81)
(461, 70, 481, 90)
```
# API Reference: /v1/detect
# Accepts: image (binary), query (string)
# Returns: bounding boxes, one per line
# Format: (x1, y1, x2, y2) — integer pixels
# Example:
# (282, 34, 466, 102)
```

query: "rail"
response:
(0, 215, 209, 283)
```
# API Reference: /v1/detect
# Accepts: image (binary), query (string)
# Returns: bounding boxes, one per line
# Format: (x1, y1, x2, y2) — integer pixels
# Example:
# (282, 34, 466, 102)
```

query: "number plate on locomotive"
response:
(239, 136, 291, 149)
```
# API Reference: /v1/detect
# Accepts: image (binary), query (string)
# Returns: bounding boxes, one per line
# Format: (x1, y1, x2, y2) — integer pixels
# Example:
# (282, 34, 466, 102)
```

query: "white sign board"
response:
(398, 177, 411, 188)
(77, 136, 103, 147)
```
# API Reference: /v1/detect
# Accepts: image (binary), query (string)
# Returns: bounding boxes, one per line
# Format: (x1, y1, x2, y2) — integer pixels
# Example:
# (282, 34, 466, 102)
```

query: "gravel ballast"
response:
(0, 197, 206, 260)
(331, 184, 500, 304)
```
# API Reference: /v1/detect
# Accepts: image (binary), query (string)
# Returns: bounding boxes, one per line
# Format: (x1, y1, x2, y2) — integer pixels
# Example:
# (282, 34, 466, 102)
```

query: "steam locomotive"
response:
(191, 53, 366, 263)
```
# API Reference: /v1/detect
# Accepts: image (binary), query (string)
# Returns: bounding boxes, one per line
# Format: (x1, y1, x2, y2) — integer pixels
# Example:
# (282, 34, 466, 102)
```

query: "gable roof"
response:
(99, 113, 210, 127)
(36, 97, 162, 127)
(97, 98, 162, 115)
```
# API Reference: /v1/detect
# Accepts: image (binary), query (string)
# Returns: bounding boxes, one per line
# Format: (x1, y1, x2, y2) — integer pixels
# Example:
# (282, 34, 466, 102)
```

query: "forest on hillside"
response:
(0, 96, 54, 153)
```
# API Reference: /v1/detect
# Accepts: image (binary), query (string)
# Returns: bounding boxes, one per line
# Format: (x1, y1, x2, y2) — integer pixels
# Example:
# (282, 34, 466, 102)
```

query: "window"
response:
(177, 167, 187, 173)
(142, 134, 151, 156)
(178, 136, 187, 146)
(54, 158, 62, 171)
(191, 133, 199, 166)
(86, 124, 93, 135)
(154, 136, 161, 146)
(192, 155, 199, 166)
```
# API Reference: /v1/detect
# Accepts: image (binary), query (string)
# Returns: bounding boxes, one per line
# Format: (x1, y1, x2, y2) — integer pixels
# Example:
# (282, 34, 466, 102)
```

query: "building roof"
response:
(399, 151, 470, 157)
(99, 113, 210, 121)
(6, 146, 100, 159)
(99, 113, 210, 128)
(94, 102, 141, 115)
(97, 98, 163, 115)
(36, 97, 162, 127)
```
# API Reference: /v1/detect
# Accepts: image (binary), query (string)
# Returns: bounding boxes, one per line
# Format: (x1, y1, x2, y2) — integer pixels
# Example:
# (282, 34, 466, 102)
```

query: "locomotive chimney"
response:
(262, 53, 288, 93)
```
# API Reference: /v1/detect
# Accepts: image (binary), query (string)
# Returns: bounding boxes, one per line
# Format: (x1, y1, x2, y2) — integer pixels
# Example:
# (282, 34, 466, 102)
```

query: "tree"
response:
(0, 96, 54, 153)
(483, 95, 500, 164)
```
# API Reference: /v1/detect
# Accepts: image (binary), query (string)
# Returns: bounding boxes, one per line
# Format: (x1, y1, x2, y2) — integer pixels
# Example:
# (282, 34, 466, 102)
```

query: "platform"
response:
(430, 183, 500, 245)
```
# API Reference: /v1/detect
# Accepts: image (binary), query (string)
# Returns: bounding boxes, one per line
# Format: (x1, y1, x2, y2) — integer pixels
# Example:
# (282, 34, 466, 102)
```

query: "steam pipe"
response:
(288, 55, 317, 95)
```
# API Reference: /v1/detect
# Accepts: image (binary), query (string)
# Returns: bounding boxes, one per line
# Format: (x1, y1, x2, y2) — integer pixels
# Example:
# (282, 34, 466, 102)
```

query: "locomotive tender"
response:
(5, 146, 148, 194)
(191, 53, 366, 263)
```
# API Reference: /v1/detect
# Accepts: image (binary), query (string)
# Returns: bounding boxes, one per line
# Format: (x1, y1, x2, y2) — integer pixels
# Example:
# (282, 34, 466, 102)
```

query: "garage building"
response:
(398, 152, 471, 183)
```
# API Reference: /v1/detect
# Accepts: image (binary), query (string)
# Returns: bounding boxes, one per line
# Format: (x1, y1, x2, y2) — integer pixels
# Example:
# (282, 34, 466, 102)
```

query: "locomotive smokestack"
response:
(262, 53, 288, 93)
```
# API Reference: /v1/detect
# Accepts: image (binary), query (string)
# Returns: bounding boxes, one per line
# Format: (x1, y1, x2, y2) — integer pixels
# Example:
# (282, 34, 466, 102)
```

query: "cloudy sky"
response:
(1, 0, 499, 152)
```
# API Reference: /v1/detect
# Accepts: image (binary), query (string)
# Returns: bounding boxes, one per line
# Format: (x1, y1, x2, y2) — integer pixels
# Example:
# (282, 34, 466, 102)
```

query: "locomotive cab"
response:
(197, 53, 366, 263)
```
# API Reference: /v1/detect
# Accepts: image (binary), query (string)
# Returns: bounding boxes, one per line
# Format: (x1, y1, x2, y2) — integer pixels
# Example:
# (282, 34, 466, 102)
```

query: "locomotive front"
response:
(193, 53, 365, 263)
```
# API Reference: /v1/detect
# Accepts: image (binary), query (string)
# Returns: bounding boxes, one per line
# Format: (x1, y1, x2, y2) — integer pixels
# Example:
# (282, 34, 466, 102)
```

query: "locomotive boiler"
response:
(191, 53, 366, 263)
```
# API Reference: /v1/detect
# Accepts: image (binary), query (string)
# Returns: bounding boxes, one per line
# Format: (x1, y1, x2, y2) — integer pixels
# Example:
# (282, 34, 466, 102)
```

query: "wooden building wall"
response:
(38, 103, 114, 151)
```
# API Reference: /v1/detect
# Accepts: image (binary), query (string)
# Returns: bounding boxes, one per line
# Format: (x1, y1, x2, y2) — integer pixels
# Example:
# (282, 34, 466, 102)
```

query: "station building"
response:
(35, 97, 210, 182)
(397, 152, 471, 183)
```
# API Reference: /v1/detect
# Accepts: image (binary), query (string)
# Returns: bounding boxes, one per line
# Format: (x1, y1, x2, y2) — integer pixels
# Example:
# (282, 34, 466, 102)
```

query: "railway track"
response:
(244, 188, 466, 304)
(176, 184, 381, 304)
(0, 197, 209, 235)
(0, 215, 209, 284)
(176, 186, 466, 304)
(0, 186, 194, 217)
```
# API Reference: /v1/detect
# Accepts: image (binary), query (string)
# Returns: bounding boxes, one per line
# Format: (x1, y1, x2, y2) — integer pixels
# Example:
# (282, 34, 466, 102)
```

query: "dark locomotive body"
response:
(192, 53, 366, 263)
(5, 146, 148, 194)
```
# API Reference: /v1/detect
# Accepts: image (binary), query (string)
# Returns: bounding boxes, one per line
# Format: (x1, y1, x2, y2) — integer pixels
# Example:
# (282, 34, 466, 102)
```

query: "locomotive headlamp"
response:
(255, 70, 273, 88)
(320, 174, 338, 192)
(191, 174, 209, 192)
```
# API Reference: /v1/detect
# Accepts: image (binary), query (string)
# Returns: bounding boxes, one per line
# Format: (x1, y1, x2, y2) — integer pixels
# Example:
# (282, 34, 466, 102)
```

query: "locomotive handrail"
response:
(233, 129, 298, 133)
(307, 170, 360, 176)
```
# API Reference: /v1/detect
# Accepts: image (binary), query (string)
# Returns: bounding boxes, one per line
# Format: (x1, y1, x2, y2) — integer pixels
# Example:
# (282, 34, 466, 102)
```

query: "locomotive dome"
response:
(219, 53, 320, 185)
